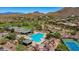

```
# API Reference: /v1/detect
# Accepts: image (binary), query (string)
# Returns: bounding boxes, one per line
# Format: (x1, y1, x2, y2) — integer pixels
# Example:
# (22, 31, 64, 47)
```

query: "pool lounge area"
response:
(30, 33, 45, 43)
(62, 39, 79, 51)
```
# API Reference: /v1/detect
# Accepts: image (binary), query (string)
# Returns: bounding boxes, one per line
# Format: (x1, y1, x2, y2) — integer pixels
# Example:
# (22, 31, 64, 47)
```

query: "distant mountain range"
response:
(0, 12, 24, 14)
(0, 7, 79, 22)
(0, 7, 79, 17)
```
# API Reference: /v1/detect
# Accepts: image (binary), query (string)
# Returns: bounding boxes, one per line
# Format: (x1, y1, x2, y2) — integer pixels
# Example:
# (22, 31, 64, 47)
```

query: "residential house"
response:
(22, 39, 32, 46)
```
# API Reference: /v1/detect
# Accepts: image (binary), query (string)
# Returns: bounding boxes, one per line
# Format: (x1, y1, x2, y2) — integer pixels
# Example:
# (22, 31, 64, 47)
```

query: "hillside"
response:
(47, 7, 79, 17)
(0, 7, 79, 22)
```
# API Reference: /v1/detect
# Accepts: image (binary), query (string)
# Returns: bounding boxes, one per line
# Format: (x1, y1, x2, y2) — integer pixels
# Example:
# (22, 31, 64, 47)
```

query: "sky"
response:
(0, 7, 63, 14)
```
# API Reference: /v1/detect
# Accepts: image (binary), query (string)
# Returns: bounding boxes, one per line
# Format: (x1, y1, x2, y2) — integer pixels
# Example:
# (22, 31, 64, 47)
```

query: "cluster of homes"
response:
(0, 26, 34, 51)
(0, 26, 61, 51)
(5, 26, 32, 34)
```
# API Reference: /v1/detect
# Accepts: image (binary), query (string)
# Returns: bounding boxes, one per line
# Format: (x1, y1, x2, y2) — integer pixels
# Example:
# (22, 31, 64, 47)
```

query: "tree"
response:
(18, 37, 25, 44)
(11, 28, 15, 33)
(46, 33, 53, 39)
(68, 30, 76, 35)
(70, 30, 76, 35)
(6, 33, 16, 40)
(51, 32, 61, 38)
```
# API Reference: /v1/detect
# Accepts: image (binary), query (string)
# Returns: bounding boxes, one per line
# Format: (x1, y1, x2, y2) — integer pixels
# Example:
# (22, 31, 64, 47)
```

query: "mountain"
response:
(1, 8, 79, 16)
(47, 7, 79, 17)
(0, 12, 24, 14)
(33, 11, 42, 13)
(0, 7, 79, 22)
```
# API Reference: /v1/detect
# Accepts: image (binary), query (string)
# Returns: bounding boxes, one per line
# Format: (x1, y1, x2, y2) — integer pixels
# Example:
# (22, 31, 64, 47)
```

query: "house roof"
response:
(16, 28, 31, 33)
(7, 27, 31, 33)
(22, 39, 32, 44)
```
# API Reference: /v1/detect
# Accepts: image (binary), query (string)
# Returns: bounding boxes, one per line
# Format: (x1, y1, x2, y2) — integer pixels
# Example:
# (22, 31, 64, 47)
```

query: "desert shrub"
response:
(0, 38, 8, 45)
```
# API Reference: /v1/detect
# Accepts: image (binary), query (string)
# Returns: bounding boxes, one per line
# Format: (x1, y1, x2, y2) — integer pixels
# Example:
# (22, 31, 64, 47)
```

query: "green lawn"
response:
(0, 22, 34, 29)
(16, 44, 27, 51)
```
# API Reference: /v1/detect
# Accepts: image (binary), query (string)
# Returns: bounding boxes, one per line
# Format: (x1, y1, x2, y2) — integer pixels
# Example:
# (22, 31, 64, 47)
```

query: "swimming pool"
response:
(30, 33, 45, 43)
(62, 39, 79, 51)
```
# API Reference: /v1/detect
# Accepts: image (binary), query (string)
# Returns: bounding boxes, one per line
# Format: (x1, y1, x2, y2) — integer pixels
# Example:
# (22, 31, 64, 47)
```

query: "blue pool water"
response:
(30, 33, 44, 42)
(65, 42, 79, 51)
